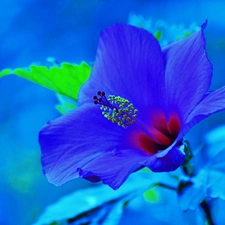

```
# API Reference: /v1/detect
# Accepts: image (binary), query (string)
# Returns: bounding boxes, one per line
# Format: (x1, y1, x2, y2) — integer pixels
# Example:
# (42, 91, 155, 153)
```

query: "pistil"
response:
(135, 118, 173, 147)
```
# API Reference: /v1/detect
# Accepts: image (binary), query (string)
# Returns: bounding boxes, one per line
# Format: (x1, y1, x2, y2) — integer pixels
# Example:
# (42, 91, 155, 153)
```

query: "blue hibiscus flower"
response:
(39, 21, 225, 190)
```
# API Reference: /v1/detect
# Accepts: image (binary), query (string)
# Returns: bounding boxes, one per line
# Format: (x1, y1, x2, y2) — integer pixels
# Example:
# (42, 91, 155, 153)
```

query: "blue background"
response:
(1, 0, 225, 224)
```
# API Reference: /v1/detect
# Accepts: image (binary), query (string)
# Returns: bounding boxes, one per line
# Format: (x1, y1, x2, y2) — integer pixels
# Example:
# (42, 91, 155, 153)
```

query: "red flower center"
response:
(131, 113, 181, 154)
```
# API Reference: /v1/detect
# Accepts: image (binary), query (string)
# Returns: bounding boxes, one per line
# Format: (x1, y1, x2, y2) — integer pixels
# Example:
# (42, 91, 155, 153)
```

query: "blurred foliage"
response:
(128, 13, 199, 46)
(6, 150, 41, 194)
(55, 94, 77, 114)
(32, 172, 160, 225)
(0, 62, 91, 101)
(143, 188, 160, 203)
(154, 30, 162, 41)
(178, 126, 225, 214)
(0, 69, 11, 76)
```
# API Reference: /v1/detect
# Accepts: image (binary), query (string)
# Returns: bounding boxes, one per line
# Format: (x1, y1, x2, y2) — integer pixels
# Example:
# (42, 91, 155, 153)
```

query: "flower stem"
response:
(153, 183, 177, 191)
(181, 141, 215, 225)
(181, 139, 194, 176)
(200, 200, 215, 225)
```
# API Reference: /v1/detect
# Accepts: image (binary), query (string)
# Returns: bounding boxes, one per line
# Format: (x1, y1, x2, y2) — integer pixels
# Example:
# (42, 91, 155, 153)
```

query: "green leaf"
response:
(0, 68, 12, 77)
(55, 94, 77, 114)
(143, 188, 160, 203)
(154, 30, 162, 41)
(0, 62, 91, 100)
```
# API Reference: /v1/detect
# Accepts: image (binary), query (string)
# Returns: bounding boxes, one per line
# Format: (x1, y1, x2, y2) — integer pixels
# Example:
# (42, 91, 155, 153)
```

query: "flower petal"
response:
(163, 21, 212, 122)
(78, 149, 148, 190)
(39, 104, 129, 186)
(78, 143, 185, 190)
(142, 144, 186, 172)
(180, 86, 225, 138)
(79, 24, 165, 114)
(39, 101, 186, 189)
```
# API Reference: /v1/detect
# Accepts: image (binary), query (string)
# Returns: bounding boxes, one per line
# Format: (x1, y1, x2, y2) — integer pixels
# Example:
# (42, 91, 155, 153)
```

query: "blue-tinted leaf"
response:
(204, 125, 225, 160)
(101, 200, 125, 225)
(210, 198, 225, 225)
(178, 126, 225, 210)
(32, 172, 160, 225)
(128, 13, 199, 46)
(68, 197, 128, 225)
(178, 177, 206, 211)
(121, 182, 206, 225)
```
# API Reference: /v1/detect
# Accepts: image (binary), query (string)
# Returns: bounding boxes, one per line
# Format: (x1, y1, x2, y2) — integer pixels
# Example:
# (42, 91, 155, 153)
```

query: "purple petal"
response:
(180, 86, 225, 138)
(142, 143, 186, 172)
(163, 21, 212, 122)
(78, 149, 147, 190)
(39, 102, 186, 188)
(39, 104, 129, 186)
(79, 24, 165, 116)
(78, 143, 185, 190)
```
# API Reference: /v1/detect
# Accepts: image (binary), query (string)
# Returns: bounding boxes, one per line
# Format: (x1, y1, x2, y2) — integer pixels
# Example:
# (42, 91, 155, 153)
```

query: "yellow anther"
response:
(97, 93, 138, 129)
